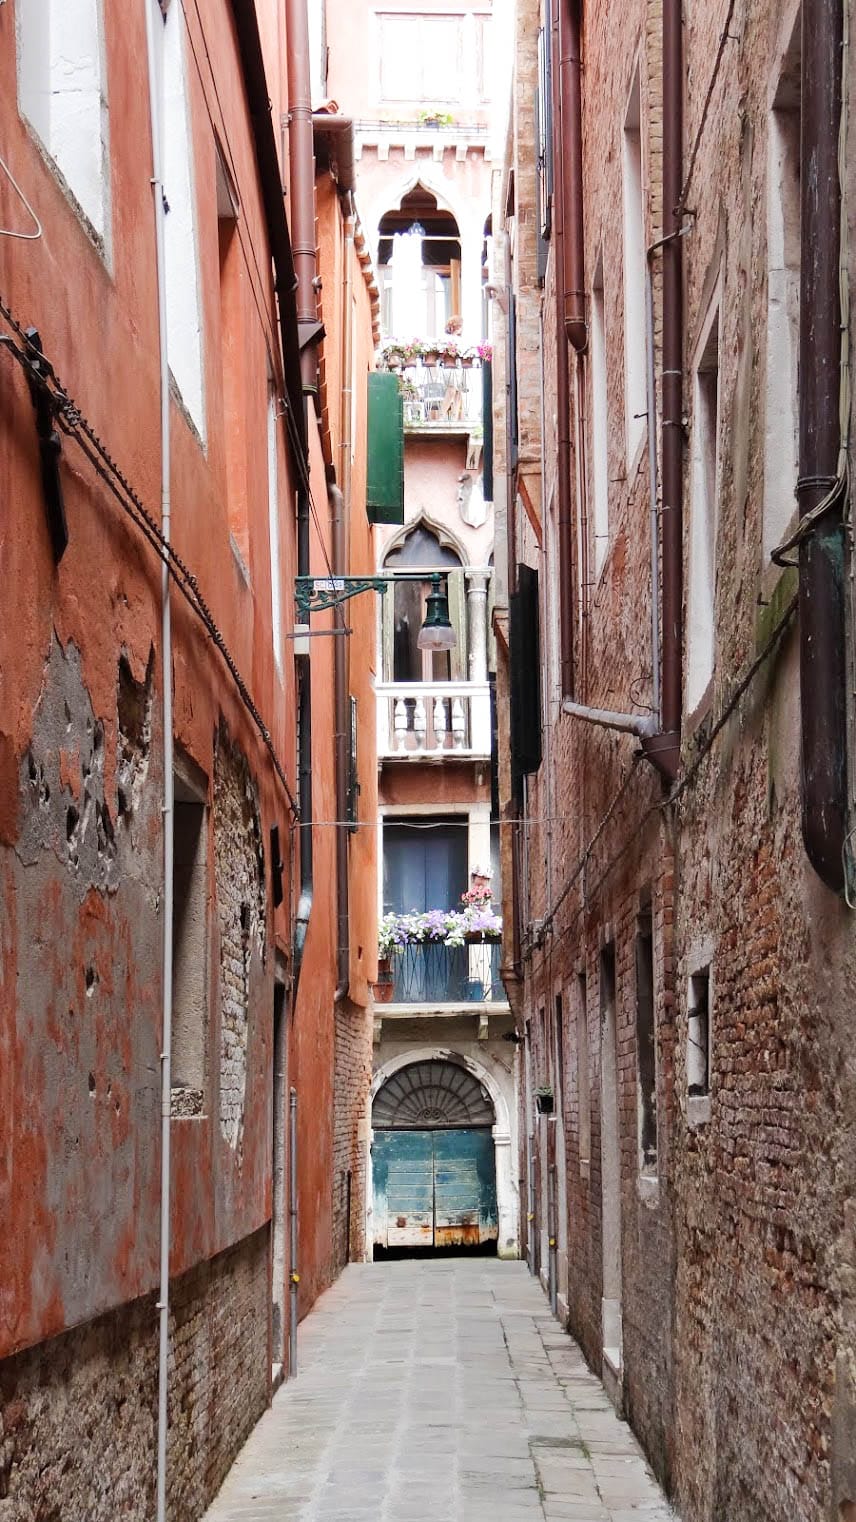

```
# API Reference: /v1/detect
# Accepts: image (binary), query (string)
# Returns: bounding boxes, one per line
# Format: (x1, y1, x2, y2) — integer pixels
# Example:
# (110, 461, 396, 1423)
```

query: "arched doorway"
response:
(371, 1058, 499, 1254)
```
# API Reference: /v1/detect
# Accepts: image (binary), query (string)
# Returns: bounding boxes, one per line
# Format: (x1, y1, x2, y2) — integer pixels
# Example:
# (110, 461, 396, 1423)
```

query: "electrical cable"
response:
(525, 592, 799, 967)
(0, 297, 299, 819)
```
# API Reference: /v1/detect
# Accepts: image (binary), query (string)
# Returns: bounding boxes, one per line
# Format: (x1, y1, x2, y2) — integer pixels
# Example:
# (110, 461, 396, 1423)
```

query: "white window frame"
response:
(17, 0, 111, 247)
(763, 8, 802, 561)
(590, 254, 609, 576)
(621, 67, 646, 466)
(686, 280, 723, 715)
(162, 0, 206, 440)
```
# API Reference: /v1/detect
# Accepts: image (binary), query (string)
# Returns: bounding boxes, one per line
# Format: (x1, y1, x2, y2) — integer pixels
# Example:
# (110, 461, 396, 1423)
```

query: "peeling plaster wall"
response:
(0, 1226, 269, 1522)
(0, 0, 317, 1503)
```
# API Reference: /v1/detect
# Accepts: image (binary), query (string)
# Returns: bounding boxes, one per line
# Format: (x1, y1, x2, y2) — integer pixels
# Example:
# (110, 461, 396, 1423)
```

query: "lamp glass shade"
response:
(417, 575, 457, 652)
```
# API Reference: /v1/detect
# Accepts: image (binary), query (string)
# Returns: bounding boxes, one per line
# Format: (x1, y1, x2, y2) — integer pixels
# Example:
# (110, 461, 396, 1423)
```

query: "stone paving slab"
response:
(204, 1260, 677, 1522)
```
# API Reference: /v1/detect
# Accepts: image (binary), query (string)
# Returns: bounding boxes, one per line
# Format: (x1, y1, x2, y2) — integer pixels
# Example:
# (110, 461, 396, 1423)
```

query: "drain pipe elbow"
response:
(561, 699, 658, 739)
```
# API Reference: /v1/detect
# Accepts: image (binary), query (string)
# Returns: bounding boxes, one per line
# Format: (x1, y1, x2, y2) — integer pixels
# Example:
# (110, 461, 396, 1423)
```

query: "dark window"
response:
(688, 966, 711, 1096)
(510, 564, 542, 778)
(383, 817, 468, 914)
(172, 771, 208, 1113)
(635, 898, 657, 1172)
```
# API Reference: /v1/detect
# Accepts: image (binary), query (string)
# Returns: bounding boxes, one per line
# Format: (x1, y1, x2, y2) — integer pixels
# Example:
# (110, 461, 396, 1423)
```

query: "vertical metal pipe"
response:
(285, 0, 318, 395)
(334, 195, 356, 999)
(145, 2, 174, 1515)
(547, 1121, 558, 1316)
(658, 0, 684, 779)
(289, 1087, 299, 1377)
(551, 0, 579, 697)
(798, 0, 848, 892)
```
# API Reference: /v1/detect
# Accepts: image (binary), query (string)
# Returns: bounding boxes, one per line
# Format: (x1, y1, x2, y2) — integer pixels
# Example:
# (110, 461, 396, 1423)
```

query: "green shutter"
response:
(367, 372, 404, 524)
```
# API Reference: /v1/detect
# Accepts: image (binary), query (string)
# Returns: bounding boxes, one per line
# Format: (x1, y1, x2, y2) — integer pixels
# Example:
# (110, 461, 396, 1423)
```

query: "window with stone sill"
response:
(635, 896, 658, 1174)
(686, 293, 722, 714)
(171, 764, 209, 1118)
(687, 963, 712, 1125)
(763, 7, 802, 561)
(17, 0, 110, 243)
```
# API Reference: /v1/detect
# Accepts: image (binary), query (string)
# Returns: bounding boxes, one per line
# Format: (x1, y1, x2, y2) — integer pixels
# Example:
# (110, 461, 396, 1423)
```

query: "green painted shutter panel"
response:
(367, 372, 404, 524)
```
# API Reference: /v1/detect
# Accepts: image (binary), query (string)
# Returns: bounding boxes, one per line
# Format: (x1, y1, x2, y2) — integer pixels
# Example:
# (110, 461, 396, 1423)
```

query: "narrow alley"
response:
(204, 1261, 672, 1522)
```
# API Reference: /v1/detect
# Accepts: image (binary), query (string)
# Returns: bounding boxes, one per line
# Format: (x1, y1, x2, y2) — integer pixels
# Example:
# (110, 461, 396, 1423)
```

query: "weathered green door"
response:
(372, 1128, 498, 1251)
(433, 1128, 497, 1248)
(372, 1129, 434, 1248)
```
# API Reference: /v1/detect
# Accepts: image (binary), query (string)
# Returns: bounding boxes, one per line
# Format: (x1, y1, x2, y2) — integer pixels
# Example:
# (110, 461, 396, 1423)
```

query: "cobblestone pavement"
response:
(204, 1259, 676, 1522)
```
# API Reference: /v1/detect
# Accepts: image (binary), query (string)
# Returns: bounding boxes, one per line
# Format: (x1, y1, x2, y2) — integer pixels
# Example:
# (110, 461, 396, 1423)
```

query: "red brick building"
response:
(492, 0, 856, 1518)
(0, 0, 376, 1514)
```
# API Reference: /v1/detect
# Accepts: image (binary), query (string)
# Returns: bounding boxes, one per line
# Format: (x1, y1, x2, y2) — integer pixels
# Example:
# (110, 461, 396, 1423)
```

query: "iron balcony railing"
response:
(388, 939, 504, 1004)
(380, 356, 484, 430)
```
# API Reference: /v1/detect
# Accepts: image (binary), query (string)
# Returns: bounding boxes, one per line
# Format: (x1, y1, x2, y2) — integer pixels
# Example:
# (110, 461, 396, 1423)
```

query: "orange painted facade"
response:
(0, 0, 375, 1498)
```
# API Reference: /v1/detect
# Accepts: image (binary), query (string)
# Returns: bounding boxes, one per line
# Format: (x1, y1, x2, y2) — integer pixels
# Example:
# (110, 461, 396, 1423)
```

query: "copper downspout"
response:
(797, 0, 849, 892)
(553, 0, 586, 698)
(649, 0, 684, 781)
(285, 0, 320, 986)
(333, 195, 356, 999)
(285, 0, 320, 396)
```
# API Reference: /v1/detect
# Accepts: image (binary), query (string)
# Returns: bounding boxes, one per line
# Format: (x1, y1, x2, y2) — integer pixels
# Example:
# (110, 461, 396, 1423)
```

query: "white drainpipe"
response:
(144, 2, 174, 1516)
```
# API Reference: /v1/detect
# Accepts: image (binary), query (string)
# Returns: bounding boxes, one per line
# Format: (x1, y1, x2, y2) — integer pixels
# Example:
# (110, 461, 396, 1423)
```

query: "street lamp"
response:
(417, 573, 456, 652)
(293, 571, 457, 651)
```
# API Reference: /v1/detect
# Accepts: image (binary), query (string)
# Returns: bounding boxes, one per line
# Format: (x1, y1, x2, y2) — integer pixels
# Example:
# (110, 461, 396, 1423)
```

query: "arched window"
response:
(377, 185, 461, 339)
(382, 524, 466, 684)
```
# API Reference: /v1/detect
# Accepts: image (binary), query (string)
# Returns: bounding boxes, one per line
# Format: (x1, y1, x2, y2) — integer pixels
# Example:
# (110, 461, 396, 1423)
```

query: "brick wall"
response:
(332, 1002, 373, 1267)
(0, 1227, 270, 1522)
(214, 723, 267, 1157)
(496, 0, 856, 1515)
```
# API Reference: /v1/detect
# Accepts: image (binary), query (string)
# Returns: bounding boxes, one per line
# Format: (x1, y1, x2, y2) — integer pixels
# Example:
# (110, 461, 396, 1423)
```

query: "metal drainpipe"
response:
(798, 0, 849, 893)
(144, 3, 174, 1516)
(289, 1087, 299, 1376)
(286, 0, 320, 987)
(334, 193, 355, 1000)
(652, 0, 684, 783)
(551, 0, 579, 698)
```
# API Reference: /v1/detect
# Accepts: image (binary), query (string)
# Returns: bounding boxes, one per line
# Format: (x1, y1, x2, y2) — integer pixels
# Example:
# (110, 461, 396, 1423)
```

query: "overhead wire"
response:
(525, 590, 799, 969)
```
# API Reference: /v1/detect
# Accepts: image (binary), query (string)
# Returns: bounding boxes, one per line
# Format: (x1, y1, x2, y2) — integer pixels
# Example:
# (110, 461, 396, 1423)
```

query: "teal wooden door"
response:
(372, 1130, 434, 1248)
(433, 1129, 497, 1248)
(372, 1128, 498, 1250)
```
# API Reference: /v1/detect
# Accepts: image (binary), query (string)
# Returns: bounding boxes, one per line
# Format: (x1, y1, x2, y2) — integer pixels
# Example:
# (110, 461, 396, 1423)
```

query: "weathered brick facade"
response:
(0, 1227, 269, 1521)
(494, 0, 856, 1518)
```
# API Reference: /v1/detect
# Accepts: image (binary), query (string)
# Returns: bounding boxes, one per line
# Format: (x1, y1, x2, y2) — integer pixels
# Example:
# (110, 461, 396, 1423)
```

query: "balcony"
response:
(382, 939, 504, 1004)
(378, 343, 487, 434)
(377, 681, 492, 760)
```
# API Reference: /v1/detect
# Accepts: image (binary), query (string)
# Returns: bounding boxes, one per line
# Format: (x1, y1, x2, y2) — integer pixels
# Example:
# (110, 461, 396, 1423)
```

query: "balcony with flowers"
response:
(374, 887, 506, 1009)
(378, 338, 490, 433)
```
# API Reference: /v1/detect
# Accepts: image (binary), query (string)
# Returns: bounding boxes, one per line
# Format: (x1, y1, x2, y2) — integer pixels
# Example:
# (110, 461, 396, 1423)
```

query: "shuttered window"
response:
(510, 564, 542, 778)
(367, 372, 404, 524)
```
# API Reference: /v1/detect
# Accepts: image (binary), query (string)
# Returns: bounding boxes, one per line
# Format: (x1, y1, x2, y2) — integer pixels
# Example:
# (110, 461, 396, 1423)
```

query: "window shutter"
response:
(367, 372, 404, 523)
(510, 564, 542, 778)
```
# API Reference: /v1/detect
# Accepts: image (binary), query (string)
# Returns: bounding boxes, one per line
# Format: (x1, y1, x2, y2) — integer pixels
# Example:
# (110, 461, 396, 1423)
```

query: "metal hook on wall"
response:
(0, 151, 42, 241)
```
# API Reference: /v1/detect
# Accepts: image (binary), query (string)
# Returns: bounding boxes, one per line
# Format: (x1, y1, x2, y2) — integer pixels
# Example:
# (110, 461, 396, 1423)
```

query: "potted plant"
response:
(417, 108, 454, 128)
(535, 1085, 554, 1116)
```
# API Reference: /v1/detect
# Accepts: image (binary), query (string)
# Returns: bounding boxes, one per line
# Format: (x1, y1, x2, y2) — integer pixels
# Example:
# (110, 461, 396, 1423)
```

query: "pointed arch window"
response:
(382, 524, 466, 683)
